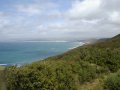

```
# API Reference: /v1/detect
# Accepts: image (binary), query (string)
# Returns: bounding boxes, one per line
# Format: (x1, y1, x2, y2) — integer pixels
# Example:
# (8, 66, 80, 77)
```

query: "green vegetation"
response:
(5, 61, 107, 90)
(0, 66, 4, 71)
(2, 34, 120, 90)
(0, 66, 6, 90)
(104, 70, 120, 90)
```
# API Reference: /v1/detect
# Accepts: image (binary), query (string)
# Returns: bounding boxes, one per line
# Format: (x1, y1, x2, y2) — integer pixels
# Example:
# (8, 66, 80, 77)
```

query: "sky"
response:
(0, 0, 120, 41)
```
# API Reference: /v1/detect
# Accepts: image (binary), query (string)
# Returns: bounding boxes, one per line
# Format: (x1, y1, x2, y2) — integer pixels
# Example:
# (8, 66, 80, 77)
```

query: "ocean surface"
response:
(0, 42, 84, 66)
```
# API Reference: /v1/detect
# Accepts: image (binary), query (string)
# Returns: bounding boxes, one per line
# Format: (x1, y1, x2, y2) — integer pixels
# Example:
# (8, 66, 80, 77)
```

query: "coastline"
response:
(68, 42, 85, 50)
(0, 41, 85, 67)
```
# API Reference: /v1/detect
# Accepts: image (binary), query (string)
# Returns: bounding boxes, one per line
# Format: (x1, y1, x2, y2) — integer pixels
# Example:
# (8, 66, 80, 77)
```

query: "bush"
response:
(104, 71, 120, 90)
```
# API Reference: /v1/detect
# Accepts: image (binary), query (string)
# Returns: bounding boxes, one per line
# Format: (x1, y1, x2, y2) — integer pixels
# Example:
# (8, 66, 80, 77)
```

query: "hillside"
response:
(0, 66, 6, 90)
(3, 34, 120, 90)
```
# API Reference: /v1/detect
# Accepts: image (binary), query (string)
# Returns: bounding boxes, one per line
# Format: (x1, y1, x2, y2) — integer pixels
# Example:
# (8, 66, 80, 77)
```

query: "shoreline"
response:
(0, 41, 85, 67)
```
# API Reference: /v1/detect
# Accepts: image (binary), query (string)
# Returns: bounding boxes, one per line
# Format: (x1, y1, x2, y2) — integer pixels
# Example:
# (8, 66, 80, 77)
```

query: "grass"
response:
(0, 66, 4, 71)
(0, 66, 6, 90)
(79, 74, 109, 90)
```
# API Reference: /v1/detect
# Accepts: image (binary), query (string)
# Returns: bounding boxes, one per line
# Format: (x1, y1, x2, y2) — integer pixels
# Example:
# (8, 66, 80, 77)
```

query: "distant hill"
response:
(113, 34, 120, 39)
(3, 34, 120, 90)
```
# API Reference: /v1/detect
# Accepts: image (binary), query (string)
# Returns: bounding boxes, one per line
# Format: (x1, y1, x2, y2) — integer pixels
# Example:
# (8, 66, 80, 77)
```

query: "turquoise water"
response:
(0, 42, 83, 65)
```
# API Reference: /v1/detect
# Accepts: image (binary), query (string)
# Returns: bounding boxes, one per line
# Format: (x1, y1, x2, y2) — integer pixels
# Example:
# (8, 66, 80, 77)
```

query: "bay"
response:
(0, 41, 83, 65)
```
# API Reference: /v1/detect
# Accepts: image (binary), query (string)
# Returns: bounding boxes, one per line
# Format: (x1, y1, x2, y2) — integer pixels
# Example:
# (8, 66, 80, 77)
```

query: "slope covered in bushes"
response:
(5, 34, 120, 90)
(104, 70, 120, 90)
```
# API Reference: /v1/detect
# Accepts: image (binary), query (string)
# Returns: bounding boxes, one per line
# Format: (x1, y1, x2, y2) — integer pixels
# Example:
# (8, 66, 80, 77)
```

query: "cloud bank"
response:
(0, 0, 120, 41)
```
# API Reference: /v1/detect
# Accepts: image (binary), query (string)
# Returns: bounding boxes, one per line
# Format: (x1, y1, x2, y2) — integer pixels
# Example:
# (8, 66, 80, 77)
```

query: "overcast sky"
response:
(0, 0, 120, 41)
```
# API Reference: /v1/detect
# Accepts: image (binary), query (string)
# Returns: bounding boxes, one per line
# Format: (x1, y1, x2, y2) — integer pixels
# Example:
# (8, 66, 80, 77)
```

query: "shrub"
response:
(104, 71, 120, 90)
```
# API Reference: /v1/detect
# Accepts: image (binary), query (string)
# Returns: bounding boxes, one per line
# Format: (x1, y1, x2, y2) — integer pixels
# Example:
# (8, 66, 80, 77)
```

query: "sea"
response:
(0, 41, 84, 66)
